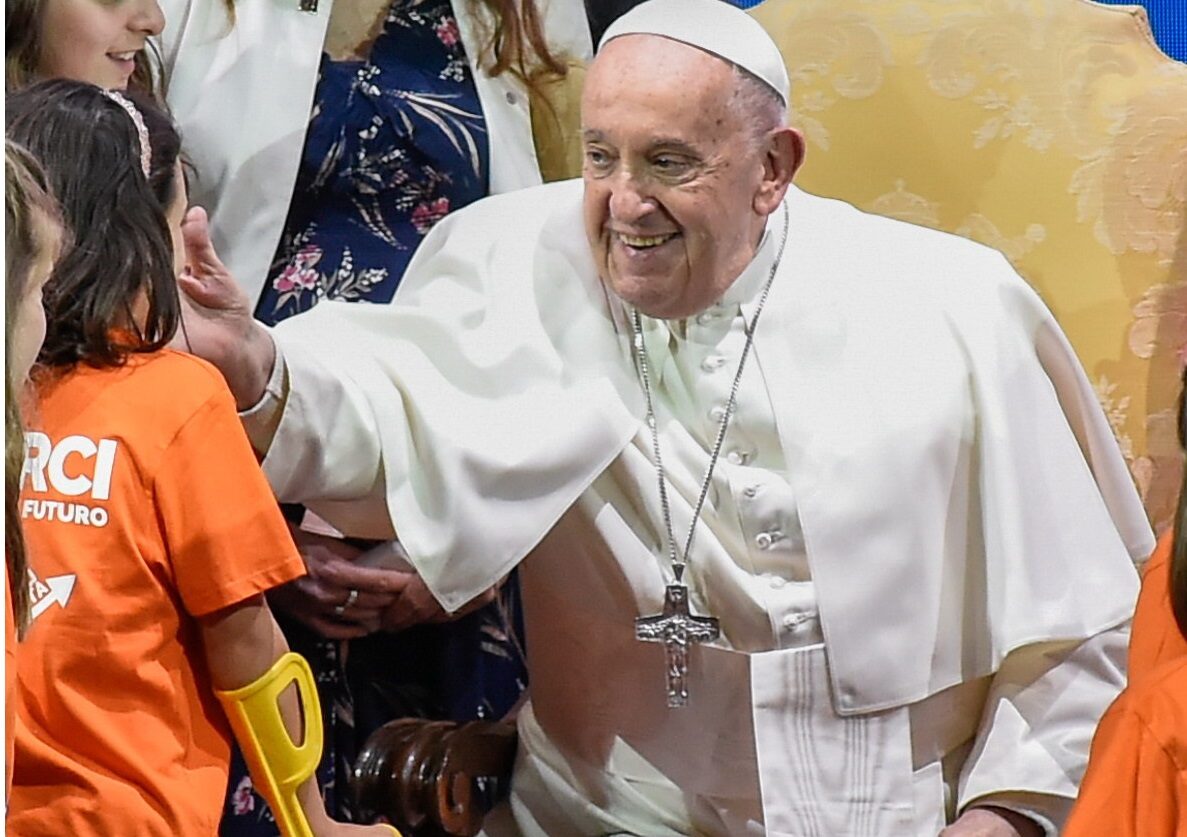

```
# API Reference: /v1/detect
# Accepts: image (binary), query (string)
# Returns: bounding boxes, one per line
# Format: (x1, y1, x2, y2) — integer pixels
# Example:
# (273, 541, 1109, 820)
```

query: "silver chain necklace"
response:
(631, 202, 790, 707)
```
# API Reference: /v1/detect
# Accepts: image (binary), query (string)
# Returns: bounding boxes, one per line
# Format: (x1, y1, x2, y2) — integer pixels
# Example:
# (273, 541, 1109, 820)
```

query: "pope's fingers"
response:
(180, 205, 223, 269)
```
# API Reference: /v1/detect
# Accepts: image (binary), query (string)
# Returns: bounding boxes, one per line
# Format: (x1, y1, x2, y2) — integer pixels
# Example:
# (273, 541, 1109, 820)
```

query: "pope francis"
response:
(177, 1, 1154, 835)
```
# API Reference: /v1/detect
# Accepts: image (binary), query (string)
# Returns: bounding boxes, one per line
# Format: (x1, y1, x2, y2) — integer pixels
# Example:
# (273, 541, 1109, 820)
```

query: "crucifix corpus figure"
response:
(635, 583, 721, 707)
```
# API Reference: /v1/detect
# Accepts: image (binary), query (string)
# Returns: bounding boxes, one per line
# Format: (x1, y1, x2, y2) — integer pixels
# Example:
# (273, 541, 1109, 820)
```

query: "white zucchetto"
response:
(599, 0, 791, 105)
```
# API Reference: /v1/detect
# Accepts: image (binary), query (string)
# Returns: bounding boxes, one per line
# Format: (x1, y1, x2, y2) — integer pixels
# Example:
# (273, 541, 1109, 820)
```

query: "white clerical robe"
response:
(257, 180, 1153, 834)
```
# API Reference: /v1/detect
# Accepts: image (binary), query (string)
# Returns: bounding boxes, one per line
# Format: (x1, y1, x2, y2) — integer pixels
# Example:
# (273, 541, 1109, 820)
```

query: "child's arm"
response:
(199, 594, 397, 837)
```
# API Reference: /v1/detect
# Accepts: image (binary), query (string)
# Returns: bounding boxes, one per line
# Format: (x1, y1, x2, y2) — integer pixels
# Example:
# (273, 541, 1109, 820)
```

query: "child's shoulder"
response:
(128, 348, 230, 395)
(126, 348, 239, 417)
(49, 349, 239, 429)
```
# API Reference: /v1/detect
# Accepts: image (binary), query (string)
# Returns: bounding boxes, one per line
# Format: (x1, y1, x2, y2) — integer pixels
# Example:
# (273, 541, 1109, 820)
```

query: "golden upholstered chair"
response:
(353, 6, 1187, 834)
(751, 0, 1187, 537)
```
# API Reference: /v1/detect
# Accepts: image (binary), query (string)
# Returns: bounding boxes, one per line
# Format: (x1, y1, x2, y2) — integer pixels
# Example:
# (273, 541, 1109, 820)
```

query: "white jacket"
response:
(157, 0, 592, 302)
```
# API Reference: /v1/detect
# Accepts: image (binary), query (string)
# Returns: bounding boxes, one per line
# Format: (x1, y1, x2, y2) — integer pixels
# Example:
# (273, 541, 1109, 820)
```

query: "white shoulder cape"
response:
(268, 179, 1151, 712)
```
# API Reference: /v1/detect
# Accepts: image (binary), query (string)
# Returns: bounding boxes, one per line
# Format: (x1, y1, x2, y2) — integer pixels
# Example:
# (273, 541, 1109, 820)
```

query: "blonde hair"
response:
(4, 140, 62, 637)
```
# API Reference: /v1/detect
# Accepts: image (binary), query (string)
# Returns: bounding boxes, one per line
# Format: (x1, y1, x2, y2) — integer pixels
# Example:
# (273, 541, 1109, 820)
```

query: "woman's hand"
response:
(378, 570, 498, 633)
(267, 525, 403, 640)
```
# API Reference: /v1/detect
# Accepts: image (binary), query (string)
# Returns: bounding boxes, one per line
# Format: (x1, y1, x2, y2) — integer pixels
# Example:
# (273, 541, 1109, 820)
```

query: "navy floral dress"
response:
(255, 0, 488, 323)
(222, 1, 528, 832)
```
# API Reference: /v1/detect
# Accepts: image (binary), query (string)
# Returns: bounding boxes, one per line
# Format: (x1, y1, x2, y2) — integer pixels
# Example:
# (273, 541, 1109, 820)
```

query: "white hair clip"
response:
(101, 89, 152, 179)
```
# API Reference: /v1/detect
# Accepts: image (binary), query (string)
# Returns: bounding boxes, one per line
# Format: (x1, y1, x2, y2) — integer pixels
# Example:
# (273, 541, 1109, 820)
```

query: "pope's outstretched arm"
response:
(174, 206, 391, 537)
(174, 182, 639, 611)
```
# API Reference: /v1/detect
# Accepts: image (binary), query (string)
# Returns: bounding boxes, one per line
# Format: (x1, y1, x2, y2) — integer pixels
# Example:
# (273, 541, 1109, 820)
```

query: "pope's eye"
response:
(585, 148, 612, 168)
(653, 156, 691, 175)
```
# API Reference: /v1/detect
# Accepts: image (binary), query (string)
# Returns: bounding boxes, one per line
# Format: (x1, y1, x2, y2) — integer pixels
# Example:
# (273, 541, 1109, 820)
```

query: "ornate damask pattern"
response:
(752, 0, 1187, 536)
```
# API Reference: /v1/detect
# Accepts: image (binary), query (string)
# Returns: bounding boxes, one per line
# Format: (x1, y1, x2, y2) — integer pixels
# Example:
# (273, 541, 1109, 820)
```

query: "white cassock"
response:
(252, 179, 1153, 836)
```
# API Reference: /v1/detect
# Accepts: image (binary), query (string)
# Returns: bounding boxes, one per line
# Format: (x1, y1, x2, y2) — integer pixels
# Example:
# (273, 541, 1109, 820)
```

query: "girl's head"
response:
(5, 140, 64, 638)
(6, 79, 185, 369)
(5, 140, 64, 383)
(6, 0, 163, 92)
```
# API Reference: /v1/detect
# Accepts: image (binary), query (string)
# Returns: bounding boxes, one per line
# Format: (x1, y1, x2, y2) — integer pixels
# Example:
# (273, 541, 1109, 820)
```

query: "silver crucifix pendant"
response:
(635, 583, 720, 708)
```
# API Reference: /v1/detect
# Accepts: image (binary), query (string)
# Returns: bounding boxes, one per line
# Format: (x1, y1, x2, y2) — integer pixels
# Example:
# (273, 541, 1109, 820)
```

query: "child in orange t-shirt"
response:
(1064, 375, 1187, 837)
(1128, 529, 1187, 682)
(4, 140, 66, 800)
(5, 82, 396, 837)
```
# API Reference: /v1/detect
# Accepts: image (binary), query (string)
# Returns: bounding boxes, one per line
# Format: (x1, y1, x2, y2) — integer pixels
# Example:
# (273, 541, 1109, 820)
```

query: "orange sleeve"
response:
(1131, 531, 1187, 683)
(1063, 692, 1180, 837)
(5, 564, 16, 800)
(154, 385, 305, 618)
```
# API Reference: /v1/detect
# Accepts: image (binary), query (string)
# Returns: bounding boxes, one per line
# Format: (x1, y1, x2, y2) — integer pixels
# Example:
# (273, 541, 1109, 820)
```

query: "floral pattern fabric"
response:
(223, 1, 527, 832)
(255, 0, 489, 324)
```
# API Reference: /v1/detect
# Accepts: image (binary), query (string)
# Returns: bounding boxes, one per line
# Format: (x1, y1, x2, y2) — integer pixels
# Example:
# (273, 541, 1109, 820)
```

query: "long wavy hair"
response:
(4, 140, 63, 638)
(4, 0, 160, 94)
(1172, 368, 1187, 638)
(6, 80, 182, 370)
(471, 0, 569, 85)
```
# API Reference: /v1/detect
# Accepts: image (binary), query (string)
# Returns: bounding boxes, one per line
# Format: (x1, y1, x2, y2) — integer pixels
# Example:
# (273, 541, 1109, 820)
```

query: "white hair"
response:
(731, 65, 787, 146)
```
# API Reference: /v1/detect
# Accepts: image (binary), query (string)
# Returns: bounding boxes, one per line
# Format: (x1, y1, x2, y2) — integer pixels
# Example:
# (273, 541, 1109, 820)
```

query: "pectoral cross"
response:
(635, 583, 720, 708)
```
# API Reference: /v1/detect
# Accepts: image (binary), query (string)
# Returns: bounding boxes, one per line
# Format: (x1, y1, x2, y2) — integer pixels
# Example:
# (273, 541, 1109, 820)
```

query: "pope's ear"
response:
(754, 126, 805, 215)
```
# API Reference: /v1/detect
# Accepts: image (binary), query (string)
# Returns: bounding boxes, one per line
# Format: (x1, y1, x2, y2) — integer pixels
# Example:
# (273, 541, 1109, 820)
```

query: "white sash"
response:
(504, 641, 923, 836)
(752, 646, 917, 836)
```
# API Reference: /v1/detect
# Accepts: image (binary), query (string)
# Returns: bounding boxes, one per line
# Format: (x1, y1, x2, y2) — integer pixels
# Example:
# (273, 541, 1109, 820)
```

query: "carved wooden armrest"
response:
(352, 718, 518, 837)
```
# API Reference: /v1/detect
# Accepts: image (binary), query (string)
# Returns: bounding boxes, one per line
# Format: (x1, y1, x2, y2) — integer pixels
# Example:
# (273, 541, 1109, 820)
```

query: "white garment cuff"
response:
(238, 339, 288, 453)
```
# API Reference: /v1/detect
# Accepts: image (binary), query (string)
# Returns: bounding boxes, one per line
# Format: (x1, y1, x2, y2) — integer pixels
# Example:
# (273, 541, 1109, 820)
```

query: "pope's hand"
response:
(940, 807, 1043, 837)
(267, 525, 401, 641)
(173, 206, 275, 410)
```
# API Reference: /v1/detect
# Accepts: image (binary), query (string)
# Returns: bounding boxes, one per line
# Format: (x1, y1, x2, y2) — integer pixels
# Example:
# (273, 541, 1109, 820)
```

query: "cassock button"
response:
(782, 612, 809, 629)
(505, 90, 518, 105)
(756, 531, 777, 549)
(726, 449, 751, 466)
(743, 484, 759, 499)
(701, 354, 727, 372)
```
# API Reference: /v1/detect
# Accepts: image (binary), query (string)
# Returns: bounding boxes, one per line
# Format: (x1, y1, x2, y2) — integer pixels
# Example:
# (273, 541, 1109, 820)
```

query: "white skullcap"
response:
(599, 0, 790, 105)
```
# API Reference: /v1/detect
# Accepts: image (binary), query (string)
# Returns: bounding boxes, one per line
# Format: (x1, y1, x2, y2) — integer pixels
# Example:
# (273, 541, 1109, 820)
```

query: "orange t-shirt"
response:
(1130, 530, 1187, 682)
(1063, 657, 1187, 836)
(7, 350, 305, 836)
(5, 561, 18, 800)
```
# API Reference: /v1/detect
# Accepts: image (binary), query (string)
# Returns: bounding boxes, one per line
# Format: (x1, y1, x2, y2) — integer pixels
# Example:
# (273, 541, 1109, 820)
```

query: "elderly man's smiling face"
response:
(582, 35, 798, 320)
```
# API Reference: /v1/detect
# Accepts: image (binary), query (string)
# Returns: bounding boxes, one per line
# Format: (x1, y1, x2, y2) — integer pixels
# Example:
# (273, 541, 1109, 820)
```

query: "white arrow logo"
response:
(29, 574, 77, 621)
